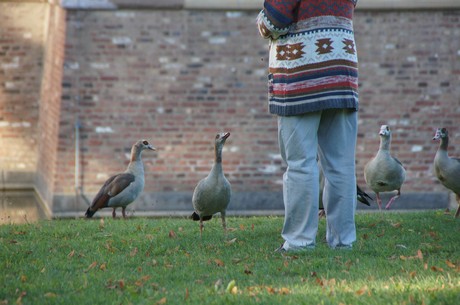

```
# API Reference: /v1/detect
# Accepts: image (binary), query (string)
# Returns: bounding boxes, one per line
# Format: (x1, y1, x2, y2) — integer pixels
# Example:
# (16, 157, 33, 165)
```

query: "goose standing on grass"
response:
(85, 140, 155, 218)
(433, 127, 460, 218)
(364, 125, 406, 210)
(191, 132, 232, 236)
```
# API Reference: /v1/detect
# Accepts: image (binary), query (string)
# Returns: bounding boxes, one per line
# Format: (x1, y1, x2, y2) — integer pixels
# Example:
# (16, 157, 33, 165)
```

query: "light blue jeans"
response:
(278, 109, 358, 249)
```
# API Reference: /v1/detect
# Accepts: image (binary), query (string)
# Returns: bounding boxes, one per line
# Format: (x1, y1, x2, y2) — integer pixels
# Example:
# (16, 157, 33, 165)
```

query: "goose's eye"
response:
(386, 127, 389, 131)
(142, 140, 149, 145)
(215, 134, 219, 139)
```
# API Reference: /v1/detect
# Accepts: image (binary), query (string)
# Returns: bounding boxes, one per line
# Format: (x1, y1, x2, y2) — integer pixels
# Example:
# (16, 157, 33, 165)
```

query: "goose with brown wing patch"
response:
(85, 140, 155, 218)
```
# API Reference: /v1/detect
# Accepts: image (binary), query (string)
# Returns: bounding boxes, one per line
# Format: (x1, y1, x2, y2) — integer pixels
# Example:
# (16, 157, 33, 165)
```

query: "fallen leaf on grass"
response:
(99, 263, 107, 271)
(214, 259, 225, 267)
(391, 222, 402, 228)
(44, 292, 57, 298)
(244, 265, 253, 275)
(16, 291, 26, 305)
(225, 238, 237, 245)
(68, 250, 75, 258)
(156, 297, 167, 304)
(84, 261, 98, 273)
(239, 224, 245, 231)
(279, 287, 290, 295)
(445, 260, 456, 268)
(185, 288, 189, 301)
(20, 275, 27, 283)
(130, 247, 138, 257)
(168, 230, 176, 239)
(356, 285, 368, 296)
(431, 266, 444, 272)
(417, 249, 423, 261)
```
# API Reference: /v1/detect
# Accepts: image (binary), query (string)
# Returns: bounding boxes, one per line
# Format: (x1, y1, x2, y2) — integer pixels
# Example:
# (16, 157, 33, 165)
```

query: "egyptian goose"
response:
(191, 132, 232, 236)
(85, 140, 155, 218)
(433, 128, 460, 218)
(364, 125, 406, 210)
(318, 163, 372, 217)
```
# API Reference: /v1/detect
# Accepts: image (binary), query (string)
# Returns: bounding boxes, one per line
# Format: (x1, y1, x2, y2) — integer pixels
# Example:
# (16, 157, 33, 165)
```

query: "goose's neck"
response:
(379, 136, 391, 151)
(130, 147, 142, 162)
(439, 136, 449, 151)
(215, 144, 223, 164)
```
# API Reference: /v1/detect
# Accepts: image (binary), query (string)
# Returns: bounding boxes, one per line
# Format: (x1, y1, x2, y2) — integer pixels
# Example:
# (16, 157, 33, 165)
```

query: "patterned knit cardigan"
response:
(257, 0, 359, 116)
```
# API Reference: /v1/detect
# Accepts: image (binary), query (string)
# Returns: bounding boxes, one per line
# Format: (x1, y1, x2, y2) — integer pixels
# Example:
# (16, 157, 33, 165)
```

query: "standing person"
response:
(257, 0, 359, 251)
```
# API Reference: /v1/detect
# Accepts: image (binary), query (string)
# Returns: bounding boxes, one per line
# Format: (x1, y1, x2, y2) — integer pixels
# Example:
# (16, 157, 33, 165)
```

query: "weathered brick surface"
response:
(0, 3, 459, 214)
(0, 3, 45, 186)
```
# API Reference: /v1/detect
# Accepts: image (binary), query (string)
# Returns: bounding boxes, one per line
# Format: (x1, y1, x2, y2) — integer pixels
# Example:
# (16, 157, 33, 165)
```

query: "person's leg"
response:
(278, 112, 321, 250)
(317, 109, 358, 248)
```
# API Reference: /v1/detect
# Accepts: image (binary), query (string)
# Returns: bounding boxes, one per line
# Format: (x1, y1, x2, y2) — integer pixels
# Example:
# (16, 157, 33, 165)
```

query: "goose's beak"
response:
(223, 132, 230, 139)
(148, 144, 156, 151)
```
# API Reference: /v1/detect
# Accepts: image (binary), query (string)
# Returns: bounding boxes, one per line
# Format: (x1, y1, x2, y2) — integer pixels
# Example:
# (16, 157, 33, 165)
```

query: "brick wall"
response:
(0, 3, 46, 187)
(0, 2, 459, 215)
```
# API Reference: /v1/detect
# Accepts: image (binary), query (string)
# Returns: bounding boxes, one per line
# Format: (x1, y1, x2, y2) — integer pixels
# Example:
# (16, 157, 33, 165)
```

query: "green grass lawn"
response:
(1, 211, 459, 304)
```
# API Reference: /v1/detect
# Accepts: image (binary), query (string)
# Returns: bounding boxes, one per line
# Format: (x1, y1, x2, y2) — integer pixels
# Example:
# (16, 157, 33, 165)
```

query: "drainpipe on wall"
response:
(75, 120, 91, 207)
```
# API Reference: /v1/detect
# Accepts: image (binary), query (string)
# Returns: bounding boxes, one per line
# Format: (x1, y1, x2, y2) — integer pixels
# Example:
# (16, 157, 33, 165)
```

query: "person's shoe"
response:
(274, 242, 315, 253)
(274, 244, 287, 253)
(334, 244, 353, 250)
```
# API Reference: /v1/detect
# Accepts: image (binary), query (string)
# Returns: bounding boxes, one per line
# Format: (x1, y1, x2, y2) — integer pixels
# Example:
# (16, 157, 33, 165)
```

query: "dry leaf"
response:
(184, 288, 189, 301)
(214, 259, 225, 267)
(244, 265, 253, 275)
(68, 250, 75, 258)
(16, 291, 26, 305)
(417, 249, 423, 261)
(391, 222, 402, 228)
(225, 238, 237, 245)
(169, 230, 177, 238)
(356, 285, 368, 296)
(44, 292, 57, 298)
(84, 261, 98, 273)
(118, 280, 125, 289)
(445, 260, 456, 268)
(130, 247, 138, 257)
(377, 230, 385, 237)
(156, 297, 167, 305)
(410, 271, 417, 278)
(431, 266, 444, 272)
(239, 224, 245, 231)
(99, 263, 107, 271)
(251, 224, 254, 230)
(266, 287, 276, 294)
(99, 218, 105, 229)
(279, 287, 290, 295)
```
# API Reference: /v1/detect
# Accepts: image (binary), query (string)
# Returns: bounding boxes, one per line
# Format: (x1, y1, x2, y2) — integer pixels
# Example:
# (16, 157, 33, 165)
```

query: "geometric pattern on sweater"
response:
(267, 15, 359, 116)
